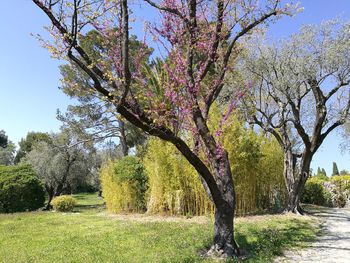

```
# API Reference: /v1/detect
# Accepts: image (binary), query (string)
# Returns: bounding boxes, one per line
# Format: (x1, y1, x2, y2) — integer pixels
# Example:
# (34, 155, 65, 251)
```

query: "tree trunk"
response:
(283, 149, 295, 197)
(283, 149, 300, 213)
(209, 207, 239, 257)
(45, 187, 54, 210)
(206, 154, 239, 257)
(285, 174, 309, 214)
(45, 193, 53, 210)
(284, 151, 312, 214)
(285, 186, 304, 214)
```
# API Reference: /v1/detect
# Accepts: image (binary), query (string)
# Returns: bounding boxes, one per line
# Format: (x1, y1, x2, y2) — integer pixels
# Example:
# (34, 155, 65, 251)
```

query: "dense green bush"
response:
(0, 164, 45, 213)
(52, 195, 77, 212)
(301, 178, 332, 207)
(101, 156, 148, 213)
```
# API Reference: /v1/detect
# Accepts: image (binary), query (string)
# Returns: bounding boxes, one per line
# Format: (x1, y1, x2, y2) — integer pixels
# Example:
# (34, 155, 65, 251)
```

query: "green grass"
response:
(0, 193, 319, 263)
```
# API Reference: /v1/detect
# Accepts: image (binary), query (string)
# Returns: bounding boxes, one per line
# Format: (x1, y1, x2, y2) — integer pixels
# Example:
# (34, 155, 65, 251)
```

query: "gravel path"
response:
(275, 207, 350, 263)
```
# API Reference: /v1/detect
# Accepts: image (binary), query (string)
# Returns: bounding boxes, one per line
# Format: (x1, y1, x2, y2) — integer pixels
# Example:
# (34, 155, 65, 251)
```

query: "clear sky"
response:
(0, 0, 349, 175)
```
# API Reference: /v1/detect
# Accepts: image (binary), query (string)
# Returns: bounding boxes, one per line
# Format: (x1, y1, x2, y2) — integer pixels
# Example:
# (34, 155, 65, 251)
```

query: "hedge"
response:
(301, 177, 332, 207)
(0, 164, 45, 213)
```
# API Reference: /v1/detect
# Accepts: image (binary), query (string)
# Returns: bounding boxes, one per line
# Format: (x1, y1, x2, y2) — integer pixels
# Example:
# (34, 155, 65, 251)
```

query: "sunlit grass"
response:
(0, 193, 319, 263)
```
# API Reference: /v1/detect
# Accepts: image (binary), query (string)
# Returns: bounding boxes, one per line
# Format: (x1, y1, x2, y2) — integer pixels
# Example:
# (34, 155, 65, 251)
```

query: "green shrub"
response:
(0, 164, 45, 213)
(313, 174, 329, 181)
(301, 178, 331, 206)
(100, 156, 148, 213)
(52, 195, 77, 212)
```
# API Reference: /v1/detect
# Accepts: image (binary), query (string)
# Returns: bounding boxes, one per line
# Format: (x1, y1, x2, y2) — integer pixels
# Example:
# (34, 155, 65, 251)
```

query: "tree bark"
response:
(284, 151, 312, 214)
(206, 154, 240, 257)
(210, 206, 240, 256)
(285, 176, 308, 214)
(45, 185, 54, 210)
(283, 149, 300, 213)
(285, 186, 303, 214)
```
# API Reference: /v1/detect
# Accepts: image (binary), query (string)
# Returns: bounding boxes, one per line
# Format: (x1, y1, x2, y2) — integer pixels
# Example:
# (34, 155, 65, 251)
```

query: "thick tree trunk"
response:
(285, 174, 309, 214)
(206, 154, 240, 257)
(209, 207, 239, 257)
(283, 149, 295, 196)
(284, 151, 312, 214)
(283, 149, 301, 213)
(285, 187, 304, 214)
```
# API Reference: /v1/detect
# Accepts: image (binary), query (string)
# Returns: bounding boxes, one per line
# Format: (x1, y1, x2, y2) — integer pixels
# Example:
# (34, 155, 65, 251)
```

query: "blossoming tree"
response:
(33, 0, 295, 257)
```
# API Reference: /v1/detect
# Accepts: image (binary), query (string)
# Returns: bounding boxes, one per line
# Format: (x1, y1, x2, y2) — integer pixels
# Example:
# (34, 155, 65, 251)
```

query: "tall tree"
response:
(332, 162, 340, 176)
(25, 130, 92, 209)
(316, 167, 321, 176)
(14, 132, 52, 164)
(340, 169, 349, 176)
(57, 31, 149, 156)
(0, 141, 15, 166)
(241, 21, 350, 213)
(33, 0, 295, 257)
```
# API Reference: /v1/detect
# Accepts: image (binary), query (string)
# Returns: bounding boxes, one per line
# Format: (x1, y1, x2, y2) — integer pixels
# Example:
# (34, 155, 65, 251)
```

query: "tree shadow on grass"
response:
(74, 203, 106, 213)
(72, 194, 105, 213)
(234, 219, 319, 262)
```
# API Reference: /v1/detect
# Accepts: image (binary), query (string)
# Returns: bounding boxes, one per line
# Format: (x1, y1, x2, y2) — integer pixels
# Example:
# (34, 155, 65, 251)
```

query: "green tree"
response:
(241, 21, 350, 213)
(14, 132, 52, 164)
(340, 169, 349, 176)
(316, 167, 321, 176)
(314, 167, 328, 180)
(57, 31, 150, 156)
(332, 162, 340, 176)
(25, 130, 93, 209)
(0, 140, 15, 166)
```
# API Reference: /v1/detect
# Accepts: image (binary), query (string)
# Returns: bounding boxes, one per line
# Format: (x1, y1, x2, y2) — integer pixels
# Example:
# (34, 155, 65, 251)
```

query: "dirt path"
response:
(275, 207, 350, 263)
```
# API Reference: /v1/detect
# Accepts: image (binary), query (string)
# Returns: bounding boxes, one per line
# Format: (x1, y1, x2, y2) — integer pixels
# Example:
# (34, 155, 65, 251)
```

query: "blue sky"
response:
(0, 0, 349, 175)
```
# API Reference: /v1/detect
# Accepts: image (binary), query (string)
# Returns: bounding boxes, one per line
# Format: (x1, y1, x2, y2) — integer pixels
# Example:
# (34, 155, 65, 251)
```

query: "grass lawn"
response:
(0, 193, 319, 263)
